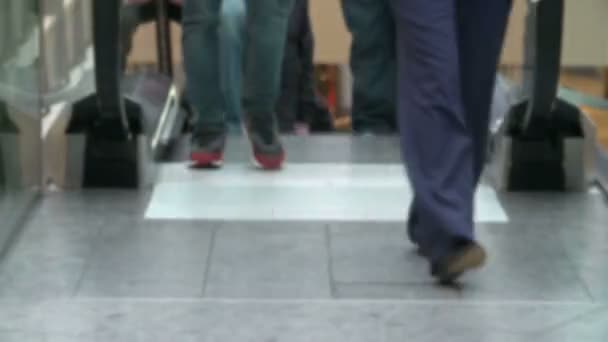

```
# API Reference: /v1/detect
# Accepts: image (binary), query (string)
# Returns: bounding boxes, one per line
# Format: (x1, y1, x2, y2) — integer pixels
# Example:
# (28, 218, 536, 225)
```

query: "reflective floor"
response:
(0, 136, 607, 341)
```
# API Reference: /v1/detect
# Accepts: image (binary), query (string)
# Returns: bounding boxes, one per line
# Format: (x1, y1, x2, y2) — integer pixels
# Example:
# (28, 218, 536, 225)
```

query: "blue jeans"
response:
(182, 0, 294, 133)
(218, 0, 245, 130)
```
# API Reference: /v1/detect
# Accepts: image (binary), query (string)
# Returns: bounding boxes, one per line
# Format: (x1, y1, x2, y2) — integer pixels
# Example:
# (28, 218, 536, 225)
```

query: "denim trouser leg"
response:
(341, 0, 396, 134)
(242, 0, 296, 118)
(219, 0, 246, 131)
(182, 0, 224, 131)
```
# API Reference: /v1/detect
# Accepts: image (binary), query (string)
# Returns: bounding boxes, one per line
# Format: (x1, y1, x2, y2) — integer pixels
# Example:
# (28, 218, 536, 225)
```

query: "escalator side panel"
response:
(491, 100, 594, 192)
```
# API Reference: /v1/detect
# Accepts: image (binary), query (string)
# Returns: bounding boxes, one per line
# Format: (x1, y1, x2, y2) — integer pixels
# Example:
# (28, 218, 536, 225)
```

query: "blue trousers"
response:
(395, 0, 511, 261)
(217, 0, 246, 130)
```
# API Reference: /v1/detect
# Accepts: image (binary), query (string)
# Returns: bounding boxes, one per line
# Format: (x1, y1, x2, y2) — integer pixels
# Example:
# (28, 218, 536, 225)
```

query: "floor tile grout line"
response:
(200, 225, 219, 297)
(325, 224, 338, 298)
(71, 222, 105, 298)
(555, 235, 598, 303)
(531, 305, 608, 337)
(572, 266, 597, 303)
(43, 296, 602, 306)
(333, 280, 457, 287)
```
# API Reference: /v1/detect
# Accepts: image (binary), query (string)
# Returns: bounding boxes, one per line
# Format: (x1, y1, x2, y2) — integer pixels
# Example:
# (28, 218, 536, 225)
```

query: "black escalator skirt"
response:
(65, 0, 143, 188)
(65, 0, 184, 188)
(505, 99, 583, 191)
(502, 0, 585, 191)
(67, 94, 146, 188)
(0, 102, 19, 189)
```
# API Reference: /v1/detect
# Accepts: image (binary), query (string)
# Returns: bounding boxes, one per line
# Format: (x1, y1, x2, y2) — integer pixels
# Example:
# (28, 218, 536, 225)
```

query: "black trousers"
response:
(276, 0, 333, 132)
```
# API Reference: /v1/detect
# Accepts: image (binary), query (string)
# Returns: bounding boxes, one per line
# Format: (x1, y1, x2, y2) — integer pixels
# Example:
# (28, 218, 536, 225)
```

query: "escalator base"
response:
(65, 134, 156, 189)
(490, 134, 593, 192)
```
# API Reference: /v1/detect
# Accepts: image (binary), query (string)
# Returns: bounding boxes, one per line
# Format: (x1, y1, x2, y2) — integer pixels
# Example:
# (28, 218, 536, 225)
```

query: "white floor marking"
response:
(146, 163, 509, 223)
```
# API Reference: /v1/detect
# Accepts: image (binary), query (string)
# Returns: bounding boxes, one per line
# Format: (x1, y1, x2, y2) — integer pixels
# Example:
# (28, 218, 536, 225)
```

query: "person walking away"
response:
(397, 0, 512, 283)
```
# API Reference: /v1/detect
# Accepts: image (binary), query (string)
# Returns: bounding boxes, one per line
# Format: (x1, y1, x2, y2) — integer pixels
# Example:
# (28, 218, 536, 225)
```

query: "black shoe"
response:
(243, 114, 285, 170)
(431, 241, 486, 284)
(190, 127, 226, 168)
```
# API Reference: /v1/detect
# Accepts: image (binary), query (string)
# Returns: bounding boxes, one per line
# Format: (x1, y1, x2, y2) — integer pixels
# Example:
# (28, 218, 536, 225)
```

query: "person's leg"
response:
(219, 0, 246, 132)
(275, 0, 304, 133)
(407, 1, 511, 253)
(294, 0, 334, 133)
(182, 0, 225, 167)
(457, 0, 512, 186)
(391, 0, 479, 280)
(341, 0, 396, 134)
(242, 0, 295, 169)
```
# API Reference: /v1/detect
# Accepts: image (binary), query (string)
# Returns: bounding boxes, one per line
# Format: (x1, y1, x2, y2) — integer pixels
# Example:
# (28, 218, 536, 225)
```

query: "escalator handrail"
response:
(521, 0, 564, 134)
(154, 0, 173, 76)
(92, 0, 131, 138)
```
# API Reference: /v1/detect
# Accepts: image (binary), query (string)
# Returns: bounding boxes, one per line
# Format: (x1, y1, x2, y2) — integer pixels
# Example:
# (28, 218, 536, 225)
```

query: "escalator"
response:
(65, 0, 189, 188)
(490, 0, 598, 192)
(64, 0, 605, 193)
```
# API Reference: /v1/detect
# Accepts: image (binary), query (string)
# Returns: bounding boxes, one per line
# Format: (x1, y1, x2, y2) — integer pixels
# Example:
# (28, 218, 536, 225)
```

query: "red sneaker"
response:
(190, 129, 226, 168)
(243, 114, 285, 170)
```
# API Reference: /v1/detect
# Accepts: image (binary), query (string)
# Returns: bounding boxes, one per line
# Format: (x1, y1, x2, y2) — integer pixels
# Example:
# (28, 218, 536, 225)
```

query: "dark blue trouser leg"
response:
(392, 0, 510, 261)
(457, 0, 511, 185)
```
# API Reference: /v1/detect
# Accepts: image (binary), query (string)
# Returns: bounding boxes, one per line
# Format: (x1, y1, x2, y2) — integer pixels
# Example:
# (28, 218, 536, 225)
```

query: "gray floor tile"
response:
(0, 213, 101, 299)
(329, 222, 592, 302)
(76, 220, 214, 298)
(461, 223, 592, 301)
(0, 299, 598, 342)
(35, 190, 152, 219)
(558, 223, 608, 302)
(0, 331, 44, 342)
(535, 307, 608, 342)
(205, 223, 331, 298)
(329, 223, 428, 284)
(334, 282, 462, 300)
(498, 192, 608, 224)
(573, 268, 608, 303)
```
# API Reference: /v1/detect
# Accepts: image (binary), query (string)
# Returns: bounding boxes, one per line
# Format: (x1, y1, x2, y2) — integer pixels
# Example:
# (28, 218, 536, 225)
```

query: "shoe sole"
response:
(190, 153, 224, 169)
(440, 244, 487, 283)
(241, 123, 285, 170)
(252, 153, 285, 170)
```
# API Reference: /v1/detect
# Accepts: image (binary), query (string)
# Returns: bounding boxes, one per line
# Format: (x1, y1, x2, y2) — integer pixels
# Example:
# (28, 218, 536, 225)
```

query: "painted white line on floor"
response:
(146, 163, 509, 223)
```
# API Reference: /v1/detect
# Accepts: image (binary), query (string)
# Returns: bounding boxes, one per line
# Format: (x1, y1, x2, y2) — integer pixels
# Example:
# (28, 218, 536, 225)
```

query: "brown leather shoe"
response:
(431, 241, 487, 284)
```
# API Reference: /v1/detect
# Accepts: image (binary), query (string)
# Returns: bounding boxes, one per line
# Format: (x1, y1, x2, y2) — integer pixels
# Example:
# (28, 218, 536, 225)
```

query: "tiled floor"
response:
(0, 136, 607, 341)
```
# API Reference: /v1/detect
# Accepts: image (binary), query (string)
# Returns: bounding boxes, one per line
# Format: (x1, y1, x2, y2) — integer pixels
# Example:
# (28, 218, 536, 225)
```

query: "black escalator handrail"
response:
(521, 0, 564, 134)
(155, 0, 173, 76)
(92, 0, 131, 138)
